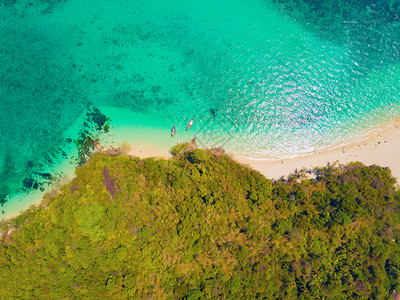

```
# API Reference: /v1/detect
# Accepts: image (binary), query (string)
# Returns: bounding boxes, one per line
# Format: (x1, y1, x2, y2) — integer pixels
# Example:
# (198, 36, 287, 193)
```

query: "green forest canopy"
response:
(1, 143, 400, 299)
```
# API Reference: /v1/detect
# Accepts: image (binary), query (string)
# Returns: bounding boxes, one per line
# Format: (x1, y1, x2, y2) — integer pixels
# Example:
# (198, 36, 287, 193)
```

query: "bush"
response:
(0, 150, 399, 299)
(187, 149, 208, 163)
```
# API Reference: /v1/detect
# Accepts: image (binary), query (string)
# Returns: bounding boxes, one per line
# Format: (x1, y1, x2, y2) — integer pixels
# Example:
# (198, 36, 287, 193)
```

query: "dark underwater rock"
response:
(22, 178, 38, 190)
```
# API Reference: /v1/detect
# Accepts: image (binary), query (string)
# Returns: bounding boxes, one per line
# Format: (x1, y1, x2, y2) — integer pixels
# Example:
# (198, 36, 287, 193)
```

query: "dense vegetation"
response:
(1, 143, 400, 299)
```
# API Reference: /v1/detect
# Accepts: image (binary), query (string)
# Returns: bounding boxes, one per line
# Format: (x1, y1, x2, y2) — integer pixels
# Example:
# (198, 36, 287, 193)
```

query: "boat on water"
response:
(187, 119, 194, 131)
(171, 125, 176, 137)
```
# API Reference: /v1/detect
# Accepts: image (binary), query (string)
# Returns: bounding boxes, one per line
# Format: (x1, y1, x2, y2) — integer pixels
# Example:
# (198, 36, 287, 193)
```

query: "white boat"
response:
(186, 119, 193, 130)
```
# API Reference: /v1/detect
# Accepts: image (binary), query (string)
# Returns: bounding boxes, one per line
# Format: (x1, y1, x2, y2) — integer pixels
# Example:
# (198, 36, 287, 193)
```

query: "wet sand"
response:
(234, 117, 400, 181)
(126, 117, 400, 182)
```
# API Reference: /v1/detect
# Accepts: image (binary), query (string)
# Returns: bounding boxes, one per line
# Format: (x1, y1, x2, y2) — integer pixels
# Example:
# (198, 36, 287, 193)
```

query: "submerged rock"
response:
(22, 178, 39, 190)
(210, 108, 217, 117)
(36, 172, 52, 180)
(0, 194, 7, 206)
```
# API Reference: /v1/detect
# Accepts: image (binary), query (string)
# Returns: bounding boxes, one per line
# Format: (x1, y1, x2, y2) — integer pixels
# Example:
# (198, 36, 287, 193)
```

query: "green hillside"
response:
(1, 144, 399, 299)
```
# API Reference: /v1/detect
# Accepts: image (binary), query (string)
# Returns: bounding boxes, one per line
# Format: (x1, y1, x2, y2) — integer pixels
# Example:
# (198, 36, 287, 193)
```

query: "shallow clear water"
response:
(1, 0, 399, 217)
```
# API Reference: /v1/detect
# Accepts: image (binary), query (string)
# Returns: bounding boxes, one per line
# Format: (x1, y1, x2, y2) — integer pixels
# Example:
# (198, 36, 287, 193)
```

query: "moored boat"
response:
(171, 125, 176, 137)
(187, 119, 194, 131)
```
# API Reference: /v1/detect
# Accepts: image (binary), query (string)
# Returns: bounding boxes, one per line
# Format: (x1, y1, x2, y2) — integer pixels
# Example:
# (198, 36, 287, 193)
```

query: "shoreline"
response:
(95, 105, 400, 182)
(234, 116, 400, 181)
(2, 115, 400, 222)
(124, 115, 400, 182)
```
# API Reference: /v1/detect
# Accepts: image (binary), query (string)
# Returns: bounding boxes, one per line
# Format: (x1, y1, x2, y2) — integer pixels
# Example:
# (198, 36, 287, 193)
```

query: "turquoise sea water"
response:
(1, 0, 399, 217)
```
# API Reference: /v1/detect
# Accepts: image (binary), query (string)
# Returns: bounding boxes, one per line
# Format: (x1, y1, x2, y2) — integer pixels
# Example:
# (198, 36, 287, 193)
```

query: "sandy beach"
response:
(2, 116, 399, 222)
(127, 116, 400, 182)
(234, 117, 400, 181)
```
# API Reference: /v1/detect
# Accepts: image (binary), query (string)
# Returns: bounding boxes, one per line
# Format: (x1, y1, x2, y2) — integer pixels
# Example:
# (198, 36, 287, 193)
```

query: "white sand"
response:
(127, 144, 172, 159)
(3, 117, 399, 222)
(127, 117, 400, 182)
(234, 117, 400, 181)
